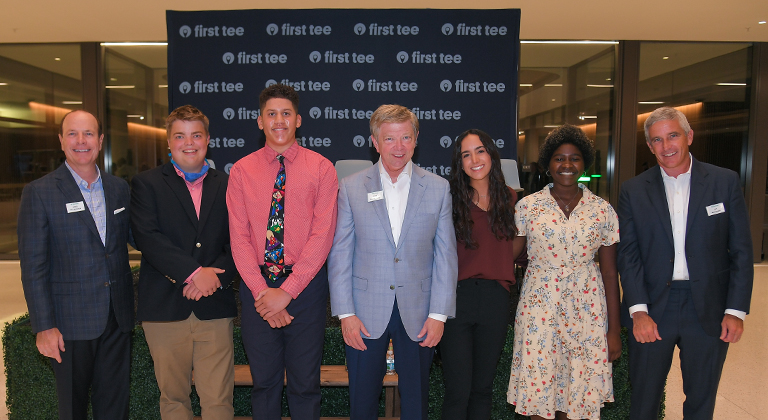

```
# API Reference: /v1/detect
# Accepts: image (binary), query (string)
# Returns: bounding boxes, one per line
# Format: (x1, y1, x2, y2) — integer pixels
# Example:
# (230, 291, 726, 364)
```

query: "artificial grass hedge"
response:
(4, 314, 648, 419)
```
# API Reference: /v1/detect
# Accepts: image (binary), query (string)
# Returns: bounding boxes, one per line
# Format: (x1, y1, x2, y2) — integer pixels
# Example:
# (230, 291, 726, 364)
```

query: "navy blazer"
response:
(617, 158, 753, 337)
(19, 163, 134, 340)
(131, 163, 237, 322)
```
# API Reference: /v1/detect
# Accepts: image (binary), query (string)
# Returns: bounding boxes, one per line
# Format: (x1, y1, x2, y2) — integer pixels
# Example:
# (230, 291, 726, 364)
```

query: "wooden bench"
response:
(193, 365, 400, 418)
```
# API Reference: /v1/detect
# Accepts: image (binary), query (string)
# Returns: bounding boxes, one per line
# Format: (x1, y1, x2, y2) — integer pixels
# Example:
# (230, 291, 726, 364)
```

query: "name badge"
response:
(66, 201, 86, 213)
(114, 207, 125, 215)
(706, 203, 725, 216)
(367, 191, 384, 202)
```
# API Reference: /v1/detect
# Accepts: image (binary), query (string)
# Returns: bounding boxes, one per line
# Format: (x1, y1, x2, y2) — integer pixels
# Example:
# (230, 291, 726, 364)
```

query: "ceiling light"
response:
(127, 115, 143, 118)
(519, 83, 533, 87)
(0, 82, 7, 86)
(54, 57, 61, 61)
(662, 56, 669, 60)
(716, 82, 747, 86)
(520, 40, 618, 44)
(606, 78, 611, 81)
(62, 101, 82, 105)
(638, 101, 664, 104)
(110, 78, 117, 81)
(518, 131, 524, 135)
(105, 85, 135, 89)
(158, 84, 168, 88)
(578, 115, 597, 120)
(544, 125, 560, 128)
(100, 42, 168, 46)
(544, 83, 562, 87)
(587, 84, 614, 88)
(551, 99, 556, 102)
(759, 21, 766, 24)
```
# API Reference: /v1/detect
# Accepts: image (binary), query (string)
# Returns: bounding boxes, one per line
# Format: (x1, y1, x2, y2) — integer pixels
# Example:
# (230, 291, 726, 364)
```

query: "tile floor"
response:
(2, 260, 767, 419)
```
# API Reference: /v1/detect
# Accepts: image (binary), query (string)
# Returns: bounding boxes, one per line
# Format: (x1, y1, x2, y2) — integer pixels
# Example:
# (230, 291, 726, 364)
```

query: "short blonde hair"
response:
(369, 104, 419, 139)
(166, 105, 209, 136)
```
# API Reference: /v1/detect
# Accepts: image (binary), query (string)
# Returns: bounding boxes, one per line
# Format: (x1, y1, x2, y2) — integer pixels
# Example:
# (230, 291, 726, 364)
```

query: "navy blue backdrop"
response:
(167, 9, 520, 177)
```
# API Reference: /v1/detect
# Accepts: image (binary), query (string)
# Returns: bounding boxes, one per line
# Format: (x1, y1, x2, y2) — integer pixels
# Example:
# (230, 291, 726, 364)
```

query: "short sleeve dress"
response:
(507, 184, 619, 420)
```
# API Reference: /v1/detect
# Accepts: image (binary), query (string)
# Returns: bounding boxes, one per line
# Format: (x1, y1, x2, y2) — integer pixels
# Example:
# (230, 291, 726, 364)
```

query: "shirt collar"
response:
(264, 141, 300, 163)
(173, 164, 207, 186)
(65, 161, 102, 189)
(659, 153, 693, 180)
(377, 159, 413, 184)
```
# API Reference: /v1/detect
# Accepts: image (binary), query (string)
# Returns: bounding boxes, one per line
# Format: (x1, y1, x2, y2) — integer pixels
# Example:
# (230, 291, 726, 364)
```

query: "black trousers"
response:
(50, 303, 131, 420)
(240, 266, 328, 420)
(439, 279, 510, 420)
(628, 281, 729, 420)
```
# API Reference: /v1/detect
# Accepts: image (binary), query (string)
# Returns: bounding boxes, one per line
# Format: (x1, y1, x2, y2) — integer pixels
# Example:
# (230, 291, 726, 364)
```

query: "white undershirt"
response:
(629, 155, 745, 320)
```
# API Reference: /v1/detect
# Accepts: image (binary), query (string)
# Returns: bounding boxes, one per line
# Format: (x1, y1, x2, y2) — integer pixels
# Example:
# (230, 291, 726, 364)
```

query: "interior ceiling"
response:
(0, 0, 766, 44)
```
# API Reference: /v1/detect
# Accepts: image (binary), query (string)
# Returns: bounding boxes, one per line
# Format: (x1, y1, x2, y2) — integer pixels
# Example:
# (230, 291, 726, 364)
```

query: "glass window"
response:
(104, 44, 168, 182)
(0, 44, 82, 255)
(518, 42, 616, 201)
(636, 42, 753, 180)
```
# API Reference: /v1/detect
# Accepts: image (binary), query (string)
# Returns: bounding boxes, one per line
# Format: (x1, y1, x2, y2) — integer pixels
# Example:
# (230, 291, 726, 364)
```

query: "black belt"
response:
(260, 264, 293, 280)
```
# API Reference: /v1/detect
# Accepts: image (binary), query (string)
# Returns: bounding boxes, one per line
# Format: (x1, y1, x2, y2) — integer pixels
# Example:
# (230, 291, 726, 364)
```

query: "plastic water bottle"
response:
(386, 339, 395, 375)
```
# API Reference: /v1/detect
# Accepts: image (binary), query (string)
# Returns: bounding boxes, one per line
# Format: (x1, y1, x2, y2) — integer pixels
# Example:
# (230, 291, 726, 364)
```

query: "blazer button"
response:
(104, 282, 109, 287)
(390, 285, 395, 290)
(196, 242, 202, 248)
(394, 258, 399, 263)
(666, 281, 671, 287)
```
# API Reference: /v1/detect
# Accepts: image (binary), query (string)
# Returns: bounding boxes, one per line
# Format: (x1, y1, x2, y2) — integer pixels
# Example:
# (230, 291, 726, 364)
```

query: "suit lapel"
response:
(197, 170, 220, 234)
(686, 159, 708, 234)
(646, 167, 675, 246)
(55, 164, 101, 243)
(364, 165, 396, 249)
(397, 167, 426, 252)
(162, 163, 198, 228)
(102, 174, 119, 247)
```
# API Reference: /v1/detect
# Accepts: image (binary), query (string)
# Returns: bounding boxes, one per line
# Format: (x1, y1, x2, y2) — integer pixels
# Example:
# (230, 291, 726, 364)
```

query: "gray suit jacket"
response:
(328, 163, 458, 341)
(618, 158, 753, 337)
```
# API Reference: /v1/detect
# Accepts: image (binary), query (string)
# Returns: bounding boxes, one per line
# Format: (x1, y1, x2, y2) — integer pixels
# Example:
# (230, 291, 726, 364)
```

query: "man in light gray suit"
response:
(329, 104, 458, 420)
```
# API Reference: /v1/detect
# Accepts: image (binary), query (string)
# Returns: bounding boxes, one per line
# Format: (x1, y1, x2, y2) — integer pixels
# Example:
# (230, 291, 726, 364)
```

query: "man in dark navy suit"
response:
(618, 107, 753, 420)
(18, 110, 134, 420)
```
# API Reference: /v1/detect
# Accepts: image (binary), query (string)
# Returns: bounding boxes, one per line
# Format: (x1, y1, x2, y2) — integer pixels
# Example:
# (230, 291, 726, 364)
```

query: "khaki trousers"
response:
(144, 313, 235, 420)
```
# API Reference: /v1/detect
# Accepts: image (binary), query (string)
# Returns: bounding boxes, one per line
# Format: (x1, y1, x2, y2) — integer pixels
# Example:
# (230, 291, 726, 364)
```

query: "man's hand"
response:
(607, 330, 622, 362)
(254, 288, 292, 319)
(36, 328, 65, 363)
(265, 309, 294, 328)
(341, 316, 371, 351)
(183, 282, 204, 300)
(720, 314, 744, 343)
(417, 318, 445, 347)
(191, 267, 224, 296)
(632, 311, 661, 343)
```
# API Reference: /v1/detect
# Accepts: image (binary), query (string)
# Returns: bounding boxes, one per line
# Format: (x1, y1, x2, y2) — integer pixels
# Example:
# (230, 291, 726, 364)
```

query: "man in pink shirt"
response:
(227, 84, 338, 420)
(131, 105, 238, 420)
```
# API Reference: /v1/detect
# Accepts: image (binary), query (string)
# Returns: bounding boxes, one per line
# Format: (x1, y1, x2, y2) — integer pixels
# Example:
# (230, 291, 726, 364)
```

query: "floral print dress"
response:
(507, 184, 619, 420)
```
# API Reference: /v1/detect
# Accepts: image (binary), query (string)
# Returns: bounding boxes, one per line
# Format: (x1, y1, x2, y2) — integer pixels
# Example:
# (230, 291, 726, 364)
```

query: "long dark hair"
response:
(449, 129, 517, 249)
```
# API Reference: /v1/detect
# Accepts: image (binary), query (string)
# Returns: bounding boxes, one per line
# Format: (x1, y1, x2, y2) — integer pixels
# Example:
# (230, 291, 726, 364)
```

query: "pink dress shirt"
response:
(173, 166, 208, 283)
(227, 142, 338, 299)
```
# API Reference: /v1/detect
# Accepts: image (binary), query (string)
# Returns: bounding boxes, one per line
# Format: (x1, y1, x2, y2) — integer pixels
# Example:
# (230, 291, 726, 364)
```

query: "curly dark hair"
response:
(259, 83, 300, 113)
(538, 124, 596, 171)
(449, 129, 517, 249)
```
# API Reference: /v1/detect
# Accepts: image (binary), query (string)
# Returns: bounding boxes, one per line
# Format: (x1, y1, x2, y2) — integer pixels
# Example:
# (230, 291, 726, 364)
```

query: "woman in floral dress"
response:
(507, 125, 622, 420)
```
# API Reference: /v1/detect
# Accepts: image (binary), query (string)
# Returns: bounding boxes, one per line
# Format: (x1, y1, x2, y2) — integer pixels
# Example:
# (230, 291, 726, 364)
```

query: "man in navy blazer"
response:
(328, 104, 458, 420)
(618, 107, 753, 420)
(18, 110, 134, 420)
(131, 105, 237, 420)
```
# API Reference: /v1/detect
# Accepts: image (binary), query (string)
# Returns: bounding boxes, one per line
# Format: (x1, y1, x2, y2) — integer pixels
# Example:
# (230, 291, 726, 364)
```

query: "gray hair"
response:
(643, 107, 691, 143)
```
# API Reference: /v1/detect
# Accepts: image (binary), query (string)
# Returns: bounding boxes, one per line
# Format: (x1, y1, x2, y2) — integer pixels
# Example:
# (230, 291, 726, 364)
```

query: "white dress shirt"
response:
(339, 160, 447, 322)
(629, 155, 745, 320)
